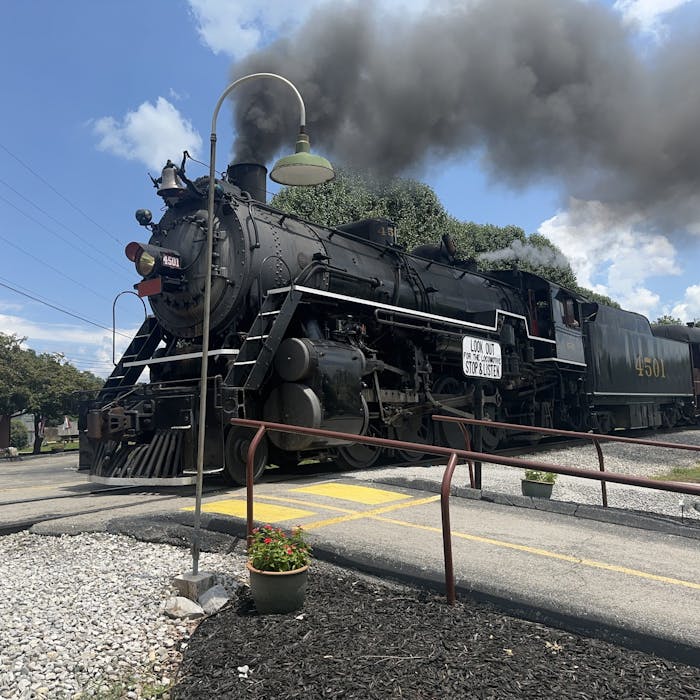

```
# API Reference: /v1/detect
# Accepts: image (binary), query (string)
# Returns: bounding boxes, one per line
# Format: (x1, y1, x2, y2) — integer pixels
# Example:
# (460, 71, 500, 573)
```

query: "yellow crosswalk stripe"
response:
(256, 494, 355, 514)
(184, 500, 314, 522)
(303, 495, 440, 530)
(293, 482, 412, 505)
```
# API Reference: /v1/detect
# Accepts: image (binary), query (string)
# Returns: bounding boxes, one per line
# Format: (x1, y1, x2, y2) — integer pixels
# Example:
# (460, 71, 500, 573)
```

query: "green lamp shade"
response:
(270, 133, 335, 186)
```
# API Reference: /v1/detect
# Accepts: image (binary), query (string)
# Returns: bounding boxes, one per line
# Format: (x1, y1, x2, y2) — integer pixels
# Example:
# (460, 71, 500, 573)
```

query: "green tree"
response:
(10, 420, 28, 449)
(271, 168, 449, 250)
(0, 334, 34, 416)
(272, 168, 588, 293)
(574, 287, 621, 308)
(655, 314, 683, 325)
(0, 333, 103, 453)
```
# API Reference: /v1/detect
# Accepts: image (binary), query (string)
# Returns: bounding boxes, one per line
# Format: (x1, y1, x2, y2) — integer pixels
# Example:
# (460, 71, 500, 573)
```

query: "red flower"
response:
(286, 547, 293, 554)
(264, 537, 272, 544)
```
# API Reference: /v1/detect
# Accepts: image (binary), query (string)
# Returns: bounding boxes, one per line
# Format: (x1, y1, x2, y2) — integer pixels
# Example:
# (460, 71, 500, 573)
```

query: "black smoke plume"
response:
(229, 0, 700, 232)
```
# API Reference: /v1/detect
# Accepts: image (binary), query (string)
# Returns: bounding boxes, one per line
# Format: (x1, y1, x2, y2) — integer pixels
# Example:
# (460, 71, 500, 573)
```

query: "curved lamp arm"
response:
(210, 72, 306, 134)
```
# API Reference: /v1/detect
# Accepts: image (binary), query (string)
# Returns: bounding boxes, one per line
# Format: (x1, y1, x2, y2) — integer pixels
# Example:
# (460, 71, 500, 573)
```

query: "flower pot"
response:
(246, 562, 309, 614)
(521, 479, 554, 499)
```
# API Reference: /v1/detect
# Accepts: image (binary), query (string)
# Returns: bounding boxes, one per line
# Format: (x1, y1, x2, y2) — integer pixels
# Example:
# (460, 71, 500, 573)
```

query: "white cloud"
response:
(93, 97, 202, 171)
(0, 301, 23, 313)
(539, 198, 680, 318)
(613, 0, 694, 35)
(670, 284, 700, 322)
(186, 0, 312, 59)
(0, 314, 139, 378)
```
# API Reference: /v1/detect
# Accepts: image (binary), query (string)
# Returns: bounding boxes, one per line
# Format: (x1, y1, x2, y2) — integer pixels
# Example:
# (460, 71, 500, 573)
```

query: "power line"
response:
(58, 355, 117, 367)
(0, 228, 112, 301)
(0, 183, 128, 278)
(0, 277, 132, 339)
(0, 141, 123, 245)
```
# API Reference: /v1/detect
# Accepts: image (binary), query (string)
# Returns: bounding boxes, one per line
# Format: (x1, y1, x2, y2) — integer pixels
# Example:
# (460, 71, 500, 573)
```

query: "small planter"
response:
(521, 479, 554, 499)
(246, 562, 309, 614)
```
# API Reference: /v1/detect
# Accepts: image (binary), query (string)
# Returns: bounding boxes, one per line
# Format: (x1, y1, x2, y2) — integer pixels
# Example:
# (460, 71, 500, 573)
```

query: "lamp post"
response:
(191, 73, 334, 574)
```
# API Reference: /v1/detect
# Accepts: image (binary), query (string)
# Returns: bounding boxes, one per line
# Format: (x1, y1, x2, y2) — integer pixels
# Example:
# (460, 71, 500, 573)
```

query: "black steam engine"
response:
(78, 161, 700, 484)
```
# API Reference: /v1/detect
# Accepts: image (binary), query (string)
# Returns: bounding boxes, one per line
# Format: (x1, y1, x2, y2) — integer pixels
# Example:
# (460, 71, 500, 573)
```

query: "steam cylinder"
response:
(263, 339, 369, 450)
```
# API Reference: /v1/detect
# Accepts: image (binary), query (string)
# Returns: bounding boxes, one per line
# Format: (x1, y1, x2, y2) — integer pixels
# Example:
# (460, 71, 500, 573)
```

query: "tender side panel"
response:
(585, 308, 693, 398)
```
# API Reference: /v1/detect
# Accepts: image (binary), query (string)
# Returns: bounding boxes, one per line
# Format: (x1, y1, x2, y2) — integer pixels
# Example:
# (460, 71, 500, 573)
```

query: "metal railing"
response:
(434, 415, 700, 507)
(231, 417, 700, 605)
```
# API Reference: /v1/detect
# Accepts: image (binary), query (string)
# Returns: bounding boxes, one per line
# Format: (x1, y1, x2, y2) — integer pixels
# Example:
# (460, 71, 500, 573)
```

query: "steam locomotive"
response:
(78, 161, 700, 484)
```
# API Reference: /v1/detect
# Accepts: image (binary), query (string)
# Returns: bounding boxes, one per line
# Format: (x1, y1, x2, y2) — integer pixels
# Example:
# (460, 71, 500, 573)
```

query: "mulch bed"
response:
(173, 564, 700, 699)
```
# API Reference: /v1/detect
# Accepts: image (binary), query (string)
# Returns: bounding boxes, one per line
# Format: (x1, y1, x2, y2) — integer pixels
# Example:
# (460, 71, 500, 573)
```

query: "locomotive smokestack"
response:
(227, 162, 267, 203)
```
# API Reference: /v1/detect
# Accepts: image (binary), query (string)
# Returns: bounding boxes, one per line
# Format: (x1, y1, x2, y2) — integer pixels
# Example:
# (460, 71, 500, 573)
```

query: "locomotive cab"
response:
(550, 287, 585, 365)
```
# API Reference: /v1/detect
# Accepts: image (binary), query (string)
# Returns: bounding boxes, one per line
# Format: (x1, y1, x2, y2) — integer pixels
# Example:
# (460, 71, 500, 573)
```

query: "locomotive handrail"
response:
(111, 291, 147, 366)
(433, 415, 700, 508)
(231, 417, 700, 606)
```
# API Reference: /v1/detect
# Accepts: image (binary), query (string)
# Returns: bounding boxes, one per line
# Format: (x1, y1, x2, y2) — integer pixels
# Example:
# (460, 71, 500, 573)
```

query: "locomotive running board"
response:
(271, 284, 593, 369)
(270, 284, 554, 341)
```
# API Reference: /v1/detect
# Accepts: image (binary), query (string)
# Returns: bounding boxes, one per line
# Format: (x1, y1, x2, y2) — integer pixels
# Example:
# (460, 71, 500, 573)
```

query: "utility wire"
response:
(0, 229, 111, 301)
(0, 183, 128, 278)
(58, 354, 118, 368)
(0, 277, 132, 339)
(0, 141, 123, 245)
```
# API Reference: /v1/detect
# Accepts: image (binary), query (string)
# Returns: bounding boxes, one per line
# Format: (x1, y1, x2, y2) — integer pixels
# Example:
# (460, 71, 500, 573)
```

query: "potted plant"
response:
(521, 469, 557, 498)
(246, 525, 312, 614)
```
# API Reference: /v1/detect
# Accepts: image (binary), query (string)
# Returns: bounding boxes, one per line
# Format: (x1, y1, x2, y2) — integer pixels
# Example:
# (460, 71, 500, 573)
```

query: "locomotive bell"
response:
(157, 161, 186, 198)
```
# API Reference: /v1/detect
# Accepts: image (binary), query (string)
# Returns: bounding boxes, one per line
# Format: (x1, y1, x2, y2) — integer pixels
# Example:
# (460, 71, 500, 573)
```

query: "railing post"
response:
(441, 452, 459, 605)
(246, 426, 267, 546)
(458, 424, 475, 488)
(593, 438, 608, 508)
(473, 382, 483, 489)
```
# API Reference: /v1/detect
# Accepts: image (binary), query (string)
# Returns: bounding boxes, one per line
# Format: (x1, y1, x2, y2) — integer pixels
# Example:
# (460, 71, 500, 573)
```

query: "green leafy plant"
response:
(523, 469, 557, 484)
(248, 525, 312, 572)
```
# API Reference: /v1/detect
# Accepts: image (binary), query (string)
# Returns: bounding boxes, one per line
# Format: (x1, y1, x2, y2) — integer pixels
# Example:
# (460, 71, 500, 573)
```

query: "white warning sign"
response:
(462, 335, 502, 379)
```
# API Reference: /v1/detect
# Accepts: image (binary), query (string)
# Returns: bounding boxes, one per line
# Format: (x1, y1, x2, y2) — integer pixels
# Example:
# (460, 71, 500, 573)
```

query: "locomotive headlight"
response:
(135, 250, 156, 276)
(125, 242, 182, 279)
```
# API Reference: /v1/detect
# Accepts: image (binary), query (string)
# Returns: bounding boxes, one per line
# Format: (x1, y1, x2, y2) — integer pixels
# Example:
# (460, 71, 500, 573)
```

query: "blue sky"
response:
(1, 0, 699, 377)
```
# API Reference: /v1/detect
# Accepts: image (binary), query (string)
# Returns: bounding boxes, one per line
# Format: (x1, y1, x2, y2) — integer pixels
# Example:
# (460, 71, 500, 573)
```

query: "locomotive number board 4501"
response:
(462, 335, 502, 379)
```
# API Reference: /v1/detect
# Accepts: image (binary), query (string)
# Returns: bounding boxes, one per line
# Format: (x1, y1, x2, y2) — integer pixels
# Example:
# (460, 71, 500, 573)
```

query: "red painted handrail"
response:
(233, 417, 700, 606)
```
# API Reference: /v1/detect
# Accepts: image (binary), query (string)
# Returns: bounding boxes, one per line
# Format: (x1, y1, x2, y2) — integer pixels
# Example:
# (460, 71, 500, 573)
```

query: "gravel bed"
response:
(0, 532, 246, 699)
(173, 562, 700, 699)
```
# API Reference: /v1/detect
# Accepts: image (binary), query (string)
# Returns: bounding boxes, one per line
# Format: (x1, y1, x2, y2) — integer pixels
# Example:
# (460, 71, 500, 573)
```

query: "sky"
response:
(1, 0, 699, 378)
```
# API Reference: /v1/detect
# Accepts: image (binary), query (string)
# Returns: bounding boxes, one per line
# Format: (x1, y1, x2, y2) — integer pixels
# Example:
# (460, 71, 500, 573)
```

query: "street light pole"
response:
(191, 73, 334, 574)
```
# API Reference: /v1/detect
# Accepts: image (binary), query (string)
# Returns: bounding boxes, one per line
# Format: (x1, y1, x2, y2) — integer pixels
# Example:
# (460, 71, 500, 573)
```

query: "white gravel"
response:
(1, 430, 698, 699)
(0, 532, 247, 699)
